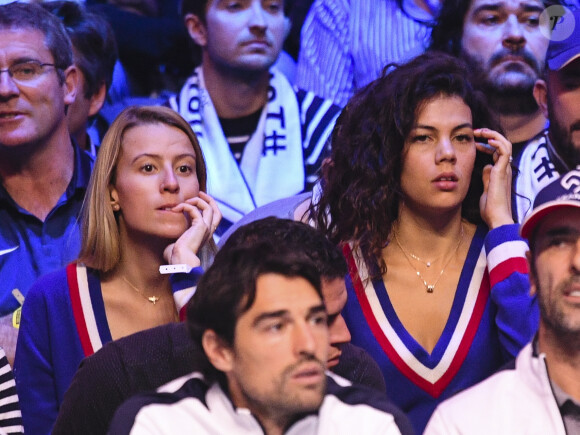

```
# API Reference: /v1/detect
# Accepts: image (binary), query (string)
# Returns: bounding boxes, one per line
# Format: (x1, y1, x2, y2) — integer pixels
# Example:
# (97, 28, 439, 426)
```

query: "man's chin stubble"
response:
(485, 84, 540, 116)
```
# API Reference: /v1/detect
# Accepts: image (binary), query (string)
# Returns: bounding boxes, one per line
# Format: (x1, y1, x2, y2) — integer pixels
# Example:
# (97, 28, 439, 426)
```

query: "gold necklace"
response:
(122, 276, 160, 305)
(393, 225, 464, 293)
(399, 246, 439, 267)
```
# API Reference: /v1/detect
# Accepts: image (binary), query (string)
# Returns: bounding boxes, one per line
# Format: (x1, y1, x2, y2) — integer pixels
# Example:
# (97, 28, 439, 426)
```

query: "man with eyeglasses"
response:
(0, 2, 90, 366)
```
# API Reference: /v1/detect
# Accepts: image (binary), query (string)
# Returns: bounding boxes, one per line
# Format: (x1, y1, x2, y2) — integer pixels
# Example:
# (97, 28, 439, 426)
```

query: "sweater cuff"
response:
(485, 225, 529, 286)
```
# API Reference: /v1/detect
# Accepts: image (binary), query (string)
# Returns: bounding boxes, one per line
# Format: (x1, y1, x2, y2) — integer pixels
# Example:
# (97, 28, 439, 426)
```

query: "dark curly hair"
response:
(312, 51, 499, 278)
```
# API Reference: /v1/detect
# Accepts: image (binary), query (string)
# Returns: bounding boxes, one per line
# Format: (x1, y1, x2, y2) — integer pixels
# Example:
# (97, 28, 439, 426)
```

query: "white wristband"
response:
(159, 264, 193, 274)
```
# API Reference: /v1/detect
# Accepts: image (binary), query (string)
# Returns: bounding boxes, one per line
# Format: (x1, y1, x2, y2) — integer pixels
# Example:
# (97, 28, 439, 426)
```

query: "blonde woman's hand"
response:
(474, 128, 514, 229)
(163, 192, 221, 267)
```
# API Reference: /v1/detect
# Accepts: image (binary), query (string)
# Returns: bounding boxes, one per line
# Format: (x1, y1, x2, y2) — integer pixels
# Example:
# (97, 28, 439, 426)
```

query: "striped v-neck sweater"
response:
(14, 263, 201, 435)
(343, 224, 539, 433)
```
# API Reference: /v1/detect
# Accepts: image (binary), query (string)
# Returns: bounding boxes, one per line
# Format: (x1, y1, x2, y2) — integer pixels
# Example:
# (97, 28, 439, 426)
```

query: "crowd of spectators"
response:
(1, 0, 580, 434)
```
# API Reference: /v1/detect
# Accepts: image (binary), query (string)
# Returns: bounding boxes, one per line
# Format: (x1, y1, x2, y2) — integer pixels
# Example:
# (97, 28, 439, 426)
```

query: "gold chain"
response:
(401, 246, 439, 267)
(393, 225, 464, 293)
(122, 276, 160, 305)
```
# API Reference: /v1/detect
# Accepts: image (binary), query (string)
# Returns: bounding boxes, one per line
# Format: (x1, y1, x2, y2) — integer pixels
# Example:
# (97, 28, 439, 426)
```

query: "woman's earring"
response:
(111, 203, 120, 211)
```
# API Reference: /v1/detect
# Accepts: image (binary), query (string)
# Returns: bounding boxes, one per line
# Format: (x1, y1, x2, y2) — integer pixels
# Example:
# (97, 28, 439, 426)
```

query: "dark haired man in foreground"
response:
(109, 219, 412, 434)
(54, 218, 386, 434)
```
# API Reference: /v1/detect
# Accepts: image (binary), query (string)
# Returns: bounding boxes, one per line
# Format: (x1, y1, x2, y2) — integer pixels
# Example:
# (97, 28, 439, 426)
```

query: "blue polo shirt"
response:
(0, 142, 94, 317)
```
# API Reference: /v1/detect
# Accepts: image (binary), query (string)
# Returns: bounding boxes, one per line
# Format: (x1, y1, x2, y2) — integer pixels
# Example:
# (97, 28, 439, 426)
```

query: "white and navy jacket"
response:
(109, 372, 414, 435)
(425, 342, 567, 435)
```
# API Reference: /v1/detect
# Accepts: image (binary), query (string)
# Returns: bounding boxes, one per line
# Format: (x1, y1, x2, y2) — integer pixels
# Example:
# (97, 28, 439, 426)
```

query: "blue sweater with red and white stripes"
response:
(14, 263, 201, 435)
(343, 224, 539, 434)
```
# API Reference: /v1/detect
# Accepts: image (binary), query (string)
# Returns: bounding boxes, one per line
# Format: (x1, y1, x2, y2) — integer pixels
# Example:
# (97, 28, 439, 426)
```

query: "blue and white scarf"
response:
(514, 130, 569, 221)
(170, 67, 305, 226)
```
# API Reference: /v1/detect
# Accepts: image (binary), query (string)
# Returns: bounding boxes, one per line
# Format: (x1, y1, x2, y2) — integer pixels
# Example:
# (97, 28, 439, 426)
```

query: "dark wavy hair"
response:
(312, 51, 499, 278)
(187, 233, 321, 383)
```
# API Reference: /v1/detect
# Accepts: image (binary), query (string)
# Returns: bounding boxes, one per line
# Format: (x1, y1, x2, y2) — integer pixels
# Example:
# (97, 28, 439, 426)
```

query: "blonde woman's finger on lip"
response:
(196, 192, 222, 232)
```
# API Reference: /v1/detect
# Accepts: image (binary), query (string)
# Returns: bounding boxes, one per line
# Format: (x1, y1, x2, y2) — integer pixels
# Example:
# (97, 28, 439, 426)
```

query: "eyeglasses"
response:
(0, 61, 57, 84)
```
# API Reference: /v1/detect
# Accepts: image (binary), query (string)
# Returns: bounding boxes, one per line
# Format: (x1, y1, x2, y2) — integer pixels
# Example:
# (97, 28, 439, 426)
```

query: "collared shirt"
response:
(0, 141, 93, 317)
(551, 380, 580, 435)
(533, 338, 580, 435)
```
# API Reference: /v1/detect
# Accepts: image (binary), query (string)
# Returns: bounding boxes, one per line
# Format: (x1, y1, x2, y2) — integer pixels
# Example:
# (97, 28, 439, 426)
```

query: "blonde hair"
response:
(78, 105, 214, 272)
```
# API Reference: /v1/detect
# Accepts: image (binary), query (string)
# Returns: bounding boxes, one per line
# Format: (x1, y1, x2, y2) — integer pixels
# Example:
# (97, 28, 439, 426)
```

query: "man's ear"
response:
(533, 79, 549, 119)
(526, 250, 538, 296)
(62, 65, 79, 107)
(202, 330, 234, 372)
(88, 82, 108, 118)
(185, 13, 208, 47)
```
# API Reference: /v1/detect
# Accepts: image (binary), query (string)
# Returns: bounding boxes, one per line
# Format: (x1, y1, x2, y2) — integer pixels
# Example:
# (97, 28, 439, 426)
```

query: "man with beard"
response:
(429, 0, 562, 220)
(431, 0, 553, 144)
(516, 8, 580, 220)
(109, 232, 412, 435)
(425, 168, 580, 435)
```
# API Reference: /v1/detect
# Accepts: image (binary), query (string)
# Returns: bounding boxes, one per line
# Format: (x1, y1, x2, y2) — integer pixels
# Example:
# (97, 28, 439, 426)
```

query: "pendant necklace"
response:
(399, 246, 439, 268)
(122, 276, 160, 305)
(393, 225, 464, 293)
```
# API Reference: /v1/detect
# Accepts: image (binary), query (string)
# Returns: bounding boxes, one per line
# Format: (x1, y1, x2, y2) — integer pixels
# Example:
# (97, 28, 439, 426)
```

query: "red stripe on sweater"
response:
(66, 263, 94, 357)
(489, 257, 528, 287)
(344, 245, 489, 398)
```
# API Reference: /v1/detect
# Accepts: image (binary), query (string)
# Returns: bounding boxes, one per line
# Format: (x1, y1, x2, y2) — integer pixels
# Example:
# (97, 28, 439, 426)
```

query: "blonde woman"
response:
(15, 106, 220, 434)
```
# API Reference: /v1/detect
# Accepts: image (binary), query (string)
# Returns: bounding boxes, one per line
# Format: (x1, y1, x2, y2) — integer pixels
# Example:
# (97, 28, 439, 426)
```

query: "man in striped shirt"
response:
(296, 0, 437, 107)
(0, 347, 22, 434)
(168, 0, 341, 235)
